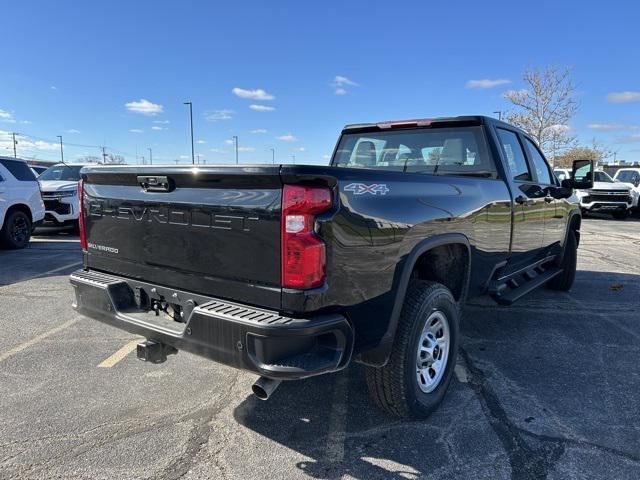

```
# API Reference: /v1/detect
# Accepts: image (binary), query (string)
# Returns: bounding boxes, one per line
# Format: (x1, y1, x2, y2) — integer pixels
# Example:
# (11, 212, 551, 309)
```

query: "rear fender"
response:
(356, 233, 471, 366)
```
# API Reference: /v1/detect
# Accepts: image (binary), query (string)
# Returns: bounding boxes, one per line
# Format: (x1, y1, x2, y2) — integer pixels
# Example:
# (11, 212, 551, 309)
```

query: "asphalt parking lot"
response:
(1, 218, 639, 480)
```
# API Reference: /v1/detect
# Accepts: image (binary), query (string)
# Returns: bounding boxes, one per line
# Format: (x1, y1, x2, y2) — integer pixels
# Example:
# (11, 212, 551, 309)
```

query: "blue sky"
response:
(1, 0, 639, 165)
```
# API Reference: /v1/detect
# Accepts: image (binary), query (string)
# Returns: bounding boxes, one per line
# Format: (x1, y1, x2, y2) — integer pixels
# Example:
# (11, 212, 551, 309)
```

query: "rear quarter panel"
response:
(282, 166, 512, 351)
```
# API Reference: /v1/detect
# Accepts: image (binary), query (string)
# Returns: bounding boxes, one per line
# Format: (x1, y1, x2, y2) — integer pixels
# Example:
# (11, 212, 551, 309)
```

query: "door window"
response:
(496, 129, 530, 181)
(523, 138, 553, 184)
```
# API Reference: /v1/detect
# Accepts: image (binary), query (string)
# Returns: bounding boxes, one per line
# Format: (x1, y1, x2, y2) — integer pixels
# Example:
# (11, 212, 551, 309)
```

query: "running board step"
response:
(490, 267, 563, 306)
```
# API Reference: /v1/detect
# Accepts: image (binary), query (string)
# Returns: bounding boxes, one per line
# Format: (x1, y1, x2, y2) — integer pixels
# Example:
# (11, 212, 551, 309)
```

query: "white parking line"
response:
(325, 370, 349, 463)
(0, 316, 82, 364)
(34, 261, 83, 278)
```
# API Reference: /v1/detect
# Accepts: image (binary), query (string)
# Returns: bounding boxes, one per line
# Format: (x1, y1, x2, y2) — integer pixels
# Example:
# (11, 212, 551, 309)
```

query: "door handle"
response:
(544, 195, 554, 203)
(514, 195, 532, 206)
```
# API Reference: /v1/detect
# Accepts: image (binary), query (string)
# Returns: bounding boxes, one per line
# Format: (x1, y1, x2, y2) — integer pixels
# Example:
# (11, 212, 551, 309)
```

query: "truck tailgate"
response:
(81, 166, 282, 309)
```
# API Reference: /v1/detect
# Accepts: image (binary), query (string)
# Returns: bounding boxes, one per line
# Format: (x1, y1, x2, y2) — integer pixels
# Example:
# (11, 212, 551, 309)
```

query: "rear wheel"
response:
(546, 230, 577, 291)
(366, 280, 459, 419)
(0, 210, 32, 249)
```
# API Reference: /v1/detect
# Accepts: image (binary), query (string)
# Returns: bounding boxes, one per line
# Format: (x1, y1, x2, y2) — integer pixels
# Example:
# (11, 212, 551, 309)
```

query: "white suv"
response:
(614, 168, 640, 211)
(554, 168, 634, 219)
(0, 156, 45, 248)
(37, 163, 87, 232)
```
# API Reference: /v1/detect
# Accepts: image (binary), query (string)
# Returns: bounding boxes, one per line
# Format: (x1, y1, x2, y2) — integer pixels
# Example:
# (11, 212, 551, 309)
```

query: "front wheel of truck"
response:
(365, 280, 459, 419)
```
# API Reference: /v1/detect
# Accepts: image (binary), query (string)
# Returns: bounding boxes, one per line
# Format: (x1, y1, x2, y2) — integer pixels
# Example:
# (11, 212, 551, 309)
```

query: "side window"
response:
(496, 129, 530, 181)
(0, 159, 37, 181)
(523, 138, 552, 184)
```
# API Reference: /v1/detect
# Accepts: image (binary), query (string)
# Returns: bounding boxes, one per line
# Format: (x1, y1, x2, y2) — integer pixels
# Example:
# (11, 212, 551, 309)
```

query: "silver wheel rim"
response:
(416, 310, 450, 393)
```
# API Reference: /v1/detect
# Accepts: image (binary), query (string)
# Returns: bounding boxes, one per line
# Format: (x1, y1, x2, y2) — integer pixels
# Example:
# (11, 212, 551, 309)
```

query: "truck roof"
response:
(342, 115, 517, 133)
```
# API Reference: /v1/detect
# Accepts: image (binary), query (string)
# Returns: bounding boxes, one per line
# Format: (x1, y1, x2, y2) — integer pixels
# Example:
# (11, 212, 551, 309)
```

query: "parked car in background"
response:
(0, 156, 45, 248)
(37, 163, 87, 233)
(613, 168, 640, 211)
(30, 166, 48, 176)
(553, 168, 638, 220)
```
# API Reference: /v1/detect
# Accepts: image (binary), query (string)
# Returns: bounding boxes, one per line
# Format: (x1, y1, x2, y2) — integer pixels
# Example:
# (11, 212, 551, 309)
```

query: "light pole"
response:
(493, 110, 503, 121)
(270, 147, 275, 164)
(57, 135, 64, 163)
(291, 154, 296, 164)
(148, 147, 153, 165)
(184, 101, 195, 164)
(12, 132, 17, 158)
(232, 136, 238, 164)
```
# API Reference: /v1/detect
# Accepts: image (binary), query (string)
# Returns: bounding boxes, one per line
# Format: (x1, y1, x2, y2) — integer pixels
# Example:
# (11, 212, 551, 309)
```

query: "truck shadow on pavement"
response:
(233, 270, 640, 479)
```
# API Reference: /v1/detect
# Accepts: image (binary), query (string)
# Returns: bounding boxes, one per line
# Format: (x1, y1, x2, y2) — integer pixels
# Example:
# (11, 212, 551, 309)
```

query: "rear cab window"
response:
(332, 126, 497, 178)
(0, 158, 37, 181)
(496, 129, 531, 182)
(523, 137, 553, 185)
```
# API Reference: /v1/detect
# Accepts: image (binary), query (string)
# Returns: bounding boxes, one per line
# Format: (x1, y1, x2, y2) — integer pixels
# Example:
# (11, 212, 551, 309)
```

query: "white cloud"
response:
(0, 109, 15, 122)
(293, 147, 306, 152)
(547, 124, 570, 133)
(153, 120, 170, 124)
(232, 87, 275, 101)
(332, 76, 359, 95)
(249, 104, 275, 112)
(333, 75, 358, 87)
(251, 128, 267, 134)
(224, 139, 234, 145)
(606, 91, 640, 104)
(67, 129, 81, 134)
(502, 88, 528, 99)
(20, 120, 32, 125)
(129, 129, 144, 133)
(125, 98, 164, 115)
(0, 131, 58, 152)
(466, 78, 511, 89)
(210, 148, 228, 153)
(50, 86, 57, 90)
(205, 109, 234, 121)
(196, 140, 207, 144)
(179, 155, 190, 160)
(238, 146, 255, 152)
(321, 154, 331, 160)
(616, 134, 640, 143)
(277, 133, 297, 142)
(151, 126, 165, 131)
(587, 123, 628, 131)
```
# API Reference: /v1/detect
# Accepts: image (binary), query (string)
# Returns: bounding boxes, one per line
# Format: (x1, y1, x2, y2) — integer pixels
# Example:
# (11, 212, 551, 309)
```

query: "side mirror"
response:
(571, 159, 594, 189)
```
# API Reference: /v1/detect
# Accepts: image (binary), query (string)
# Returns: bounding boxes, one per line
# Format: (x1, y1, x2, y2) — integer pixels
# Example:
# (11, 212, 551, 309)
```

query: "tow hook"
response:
(251, 376, 282, 400)
(136, 339, 178, 363)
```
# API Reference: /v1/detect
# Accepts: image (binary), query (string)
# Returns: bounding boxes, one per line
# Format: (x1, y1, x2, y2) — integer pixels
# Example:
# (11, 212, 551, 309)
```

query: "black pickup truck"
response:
(70, 116, 593, 418)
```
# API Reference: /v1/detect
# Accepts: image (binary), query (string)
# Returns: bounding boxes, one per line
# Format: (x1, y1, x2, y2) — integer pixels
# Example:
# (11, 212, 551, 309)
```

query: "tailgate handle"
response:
(137, 175, 174, 192)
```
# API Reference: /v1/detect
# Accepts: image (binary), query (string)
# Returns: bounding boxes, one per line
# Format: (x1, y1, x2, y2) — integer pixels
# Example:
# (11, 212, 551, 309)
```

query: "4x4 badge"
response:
(344, 183, 389, 196)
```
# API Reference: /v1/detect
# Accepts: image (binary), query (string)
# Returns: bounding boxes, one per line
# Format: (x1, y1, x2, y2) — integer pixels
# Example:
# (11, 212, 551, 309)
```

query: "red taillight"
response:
(78, 179, 87, 251)
(281, 184, 332, 289)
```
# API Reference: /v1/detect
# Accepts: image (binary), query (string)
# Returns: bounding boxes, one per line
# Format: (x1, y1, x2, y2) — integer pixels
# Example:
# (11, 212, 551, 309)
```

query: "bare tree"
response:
(104, 153, 126, 164)
(504, 65, 578, 165)
(554, 139, 613, 168)
(76, 155, 102, 164)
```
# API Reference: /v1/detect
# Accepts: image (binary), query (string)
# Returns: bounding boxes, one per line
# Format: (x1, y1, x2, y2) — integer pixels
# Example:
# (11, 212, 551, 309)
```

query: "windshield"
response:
(616, 170, 639, 183)
(332, 126, 495, 177)
(39, 165, 83, 181)
(594, 171, 614, 183)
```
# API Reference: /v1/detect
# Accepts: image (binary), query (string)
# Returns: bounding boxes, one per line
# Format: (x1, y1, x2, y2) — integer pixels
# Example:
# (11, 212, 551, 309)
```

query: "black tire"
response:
(612, 210, 630, 220)
(365, 280, 459, 419)
(546, 229, 577, 291)
(0, 210, 32, 249)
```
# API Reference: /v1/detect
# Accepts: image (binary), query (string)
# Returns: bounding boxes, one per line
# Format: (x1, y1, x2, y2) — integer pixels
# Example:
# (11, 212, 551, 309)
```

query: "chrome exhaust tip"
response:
(252, 376, 282, 400)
